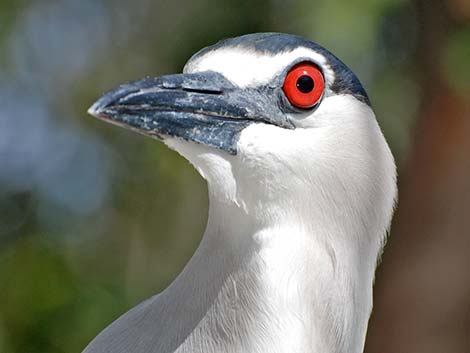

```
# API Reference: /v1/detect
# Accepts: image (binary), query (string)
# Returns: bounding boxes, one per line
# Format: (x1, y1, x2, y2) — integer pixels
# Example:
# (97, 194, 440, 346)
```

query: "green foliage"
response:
(443, 28, 470, 94)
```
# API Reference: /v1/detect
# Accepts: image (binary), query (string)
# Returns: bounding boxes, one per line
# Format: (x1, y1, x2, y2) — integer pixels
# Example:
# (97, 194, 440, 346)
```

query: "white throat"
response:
(145, 183, 385, 353)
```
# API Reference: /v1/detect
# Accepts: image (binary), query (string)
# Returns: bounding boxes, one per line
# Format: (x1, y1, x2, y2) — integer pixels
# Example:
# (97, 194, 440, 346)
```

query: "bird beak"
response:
(88, 71, 293, 154)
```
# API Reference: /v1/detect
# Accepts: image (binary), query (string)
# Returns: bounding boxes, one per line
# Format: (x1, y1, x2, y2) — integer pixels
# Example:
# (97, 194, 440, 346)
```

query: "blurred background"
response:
(0, 0, 468, 352)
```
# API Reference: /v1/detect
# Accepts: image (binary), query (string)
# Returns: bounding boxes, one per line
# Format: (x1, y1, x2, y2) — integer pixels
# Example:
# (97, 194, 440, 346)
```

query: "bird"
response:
(85, 32, 397, 353)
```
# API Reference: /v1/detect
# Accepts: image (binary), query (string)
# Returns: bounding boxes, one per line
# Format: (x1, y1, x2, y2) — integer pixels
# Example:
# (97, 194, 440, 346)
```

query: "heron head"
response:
(89, 33, 396, 225)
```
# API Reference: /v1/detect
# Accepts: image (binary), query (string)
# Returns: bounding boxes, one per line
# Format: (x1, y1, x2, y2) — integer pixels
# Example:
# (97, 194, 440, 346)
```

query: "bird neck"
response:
(158, 191, 381, 353)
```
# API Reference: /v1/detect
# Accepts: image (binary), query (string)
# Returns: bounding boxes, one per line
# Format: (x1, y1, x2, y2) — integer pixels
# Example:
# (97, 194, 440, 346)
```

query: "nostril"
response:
(181, 87, 223, 95)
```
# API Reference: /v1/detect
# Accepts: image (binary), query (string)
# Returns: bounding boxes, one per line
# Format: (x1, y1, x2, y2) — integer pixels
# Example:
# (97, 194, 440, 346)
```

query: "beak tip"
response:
(88, 97, 110, 119)
(87, 103, 99, 117)
(88, 83, 139, 119)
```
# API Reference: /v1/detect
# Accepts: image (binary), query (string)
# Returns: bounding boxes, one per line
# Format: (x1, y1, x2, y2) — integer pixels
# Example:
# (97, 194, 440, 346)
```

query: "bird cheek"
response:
(236, 125, 296, 185)
(238, 123, 306, 162)
(238, 123, 286, 154)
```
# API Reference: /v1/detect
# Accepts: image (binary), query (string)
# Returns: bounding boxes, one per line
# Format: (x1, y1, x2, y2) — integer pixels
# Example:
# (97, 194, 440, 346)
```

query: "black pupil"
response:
(296, 75, 314, 93)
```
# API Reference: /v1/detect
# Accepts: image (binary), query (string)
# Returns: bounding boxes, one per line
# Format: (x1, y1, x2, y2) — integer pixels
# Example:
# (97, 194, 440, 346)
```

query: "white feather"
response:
(184, 47, 336, 91)
(83, 48, 396, 353)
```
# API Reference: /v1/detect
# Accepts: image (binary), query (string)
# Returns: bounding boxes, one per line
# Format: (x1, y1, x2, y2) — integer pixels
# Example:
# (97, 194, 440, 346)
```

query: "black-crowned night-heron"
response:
(85, 32, 396, 353)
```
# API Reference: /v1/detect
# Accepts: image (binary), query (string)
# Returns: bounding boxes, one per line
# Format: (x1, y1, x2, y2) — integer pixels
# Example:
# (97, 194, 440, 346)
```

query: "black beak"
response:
(88, 71, 293, 154)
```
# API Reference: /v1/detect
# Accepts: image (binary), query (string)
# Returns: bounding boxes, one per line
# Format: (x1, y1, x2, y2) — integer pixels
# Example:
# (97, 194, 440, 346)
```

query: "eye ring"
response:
(282, 62, 325, 109)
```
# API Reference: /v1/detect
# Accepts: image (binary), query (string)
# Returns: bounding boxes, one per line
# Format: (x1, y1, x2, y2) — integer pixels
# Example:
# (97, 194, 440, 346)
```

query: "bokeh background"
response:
(0, 0, 469, 352)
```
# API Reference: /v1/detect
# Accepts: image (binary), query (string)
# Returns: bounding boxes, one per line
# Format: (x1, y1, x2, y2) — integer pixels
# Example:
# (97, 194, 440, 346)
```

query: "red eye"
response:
(282, 62, 325, 109)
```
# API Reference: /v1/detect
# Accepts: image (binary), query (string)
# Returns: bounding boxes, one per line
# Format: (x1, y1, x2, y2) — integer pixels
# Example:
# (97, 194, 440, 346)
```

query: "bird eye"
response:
(282, 62, 325, 109)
